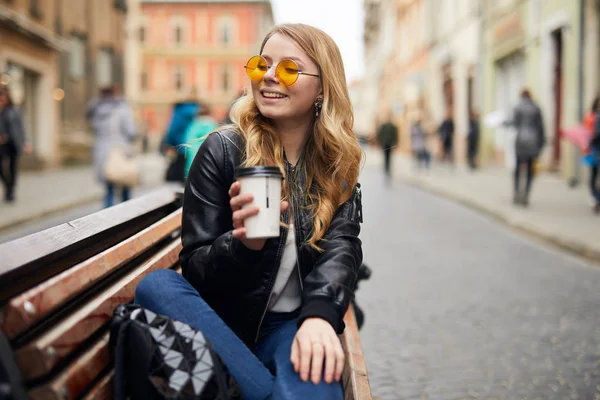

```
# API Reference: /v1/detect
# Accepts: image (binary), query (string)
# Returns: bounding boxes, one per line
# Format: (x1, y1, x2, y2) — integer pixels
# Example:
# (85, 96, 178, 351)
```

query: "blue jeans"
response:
(105, 183, 131, 208)
(134, 270, 343, 400)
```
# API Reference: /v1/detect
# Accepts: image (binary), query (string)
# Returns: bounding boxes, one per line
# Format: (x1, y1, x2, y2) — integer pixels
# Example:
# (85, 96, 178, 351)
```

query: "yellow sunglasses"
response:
(244, 55, 320, 86)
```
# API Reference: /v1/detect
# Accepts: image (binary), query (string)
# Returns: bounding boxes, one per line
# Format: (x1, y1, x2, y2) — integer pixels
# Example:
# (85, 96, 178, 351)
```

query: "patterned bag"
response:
(110, 304, 240, 400)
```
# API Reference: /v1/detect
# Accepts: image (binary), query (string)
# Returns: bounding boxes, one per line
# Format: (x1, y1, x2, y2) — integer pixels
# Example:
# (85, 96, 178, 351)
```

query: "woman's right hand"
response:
(229, 181, 288, 251)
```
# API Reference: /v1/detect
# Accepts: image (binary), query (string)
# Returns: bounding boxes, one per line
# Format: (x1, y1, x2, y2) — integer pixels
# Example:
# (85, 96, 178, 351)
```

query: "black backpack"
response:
(110, 304, 240, 400)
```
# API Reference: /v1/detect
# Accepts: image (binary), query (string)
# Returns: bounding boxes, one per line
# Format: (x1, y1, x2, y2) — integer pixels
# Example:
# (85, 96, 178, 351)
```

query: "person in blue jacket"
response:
(162, 99, 199, 183)
(183, 102, 218, 180)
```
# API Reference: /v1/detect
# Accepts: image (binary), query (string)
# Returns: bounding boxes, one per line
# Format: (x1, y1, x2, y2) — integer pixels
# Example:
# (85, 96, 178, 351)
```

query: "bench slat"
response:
(0, 188, 181, 304)
(341, 306, 373, 400)
(15, 239, 182, 380)
(1, 209, 182, 340)
(28, 333, 110, 400)
(81, 370, 114, 400)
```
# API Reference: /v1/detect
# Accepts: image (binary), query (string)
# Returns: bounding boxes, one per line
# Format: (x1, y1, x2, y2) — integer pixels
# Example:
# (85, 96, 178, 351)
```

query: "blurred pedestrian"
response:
(183, 101, 218, 179)
(512, 89, 545, 207)
(0, 86, 30, 203)
(376, 112, 398, 181)
(410, 119, 429, 171)
(467, 109, 480, 170)
(582, 97, 598, 133)
(87, 84, 137, 208)
(438, 111, 454, 168)
(588, 98, 600, 213)
(162, 95, 199, 184)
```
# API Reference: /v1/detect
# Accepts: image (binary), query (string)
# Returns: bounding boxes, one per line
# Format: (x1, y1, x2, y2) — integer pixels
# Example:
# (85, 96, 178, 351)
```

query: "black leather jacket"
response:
(180, 129, 363, 346)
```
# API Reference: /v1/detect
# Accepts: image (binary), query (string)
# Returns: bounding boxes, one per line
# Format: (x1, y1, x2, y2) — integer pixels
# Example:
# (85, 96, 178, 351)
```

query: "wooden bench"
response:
(0, 187, 372, 400)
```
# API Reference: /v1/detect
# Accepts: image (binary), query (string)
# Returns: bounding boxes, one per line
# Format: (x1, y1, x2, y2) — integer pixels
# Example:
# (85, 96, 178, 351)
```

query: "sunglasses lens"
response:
(277, 60, 299, 86)
(246, 56, 267, 81)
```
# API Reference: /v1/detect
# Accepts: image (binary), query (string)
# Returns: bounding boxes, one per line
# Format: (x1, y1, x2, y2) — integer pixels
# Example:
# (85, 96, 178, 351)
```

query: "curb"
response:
(0, 179, 174, 235)
(398, 175, 600, 264)
(0, 193, 104, 234)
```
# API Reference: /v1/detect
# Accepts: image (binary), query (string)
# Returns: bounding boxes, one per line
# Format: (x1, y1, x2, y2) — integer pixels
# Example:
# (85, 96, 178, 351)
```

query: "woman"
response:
(87, 85, 137, 208)
(512, 89, 545, 207)
(0, 87, 29, 203)
(586, 98, 600, 213)
(583, 97, 600, 214)
(134, 24, 363, 400)
(183, 101, 218, 180)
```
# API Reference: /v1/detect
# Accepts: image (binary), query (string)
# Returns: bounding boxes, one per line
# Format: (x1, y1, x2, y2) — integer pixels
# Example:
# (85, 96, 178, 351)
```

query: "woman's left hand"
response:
(290, 317, 345, 385)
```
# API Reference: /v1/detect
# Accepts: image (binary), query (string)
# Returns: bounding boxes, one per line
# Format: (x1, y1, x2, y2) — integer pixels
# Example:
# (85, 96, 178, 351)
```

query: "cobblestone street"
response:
(357, 167, 600, 400)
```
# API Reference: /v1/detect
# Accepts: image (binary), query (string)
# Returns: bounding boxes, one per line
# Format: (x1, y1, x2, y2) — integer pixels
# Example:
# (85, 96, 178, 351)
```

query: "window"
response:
(174, 66, 184, 90)
(97, 49, 113, 88)
(139, 26, 146, 43)
(175, 26, 182, 44)
(222, 67, 230, 93)
(221, 25, 230, 46)
(29, 0, 43, 19)
(216, 17, 236, 47)
(171, 17, 187, 45)
(141, 70, 148, 90)
(69, 35, 85, 79)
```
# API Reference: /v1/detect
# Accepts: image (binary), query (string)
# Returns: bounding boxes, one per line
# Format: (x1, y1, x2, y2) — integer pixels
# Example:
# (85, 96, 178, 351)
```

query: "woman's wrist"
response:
(297, 298, 342, 333)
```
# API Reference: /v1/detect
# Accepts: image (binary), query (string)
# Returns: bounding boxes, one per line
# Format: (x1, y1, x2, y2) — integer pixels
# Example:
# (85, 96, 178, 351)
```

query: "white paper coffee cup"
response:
(236, 166, 284, 239)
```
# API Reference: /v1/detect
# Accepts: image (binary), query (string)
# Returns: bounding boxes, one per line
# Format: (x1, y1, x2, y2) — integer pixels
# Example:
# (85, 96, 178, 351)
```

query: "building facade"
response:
(137, 0, 274, 144)
(361, 0, 396, 138)
(361, 0, 600, 183)
(481, 0, 584, 176)
(1, 0, 67, 168)
(425, 0, 481, 162)
(0, 0, 128, 168)
(384, 0, 430, 153)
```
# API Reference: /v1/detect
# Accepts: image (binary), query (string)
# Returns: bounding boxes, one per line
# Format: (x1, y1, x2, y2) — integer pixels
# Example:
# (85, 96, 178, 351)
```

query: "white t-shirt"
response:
(268, 225, 302, 312)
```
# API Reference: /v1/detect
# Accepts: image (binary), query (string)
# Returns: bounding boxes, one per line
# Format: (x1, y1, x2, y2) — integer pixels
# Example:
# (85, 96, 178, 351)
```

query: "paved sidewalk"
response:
(363, 147, 600, 262)
(0, 153, 169, 232)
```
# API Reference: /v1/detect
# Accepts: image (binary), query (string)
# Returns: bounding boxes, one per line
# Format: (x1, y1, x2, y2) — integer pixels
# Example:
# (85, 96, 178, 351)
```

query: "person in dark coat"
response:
(0, 87, 30, 203)
(376, 114, 398, 180)
(512, 89, 545, 206)
(466, 109, 480, 170)
(438, 112, 455, 167)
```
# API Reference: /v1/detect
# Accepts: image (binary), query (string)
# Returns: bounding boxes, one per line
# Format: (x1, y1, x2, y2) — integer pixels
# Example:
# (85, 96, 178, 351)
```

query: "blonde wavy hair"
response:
(228, 23, 362, 250)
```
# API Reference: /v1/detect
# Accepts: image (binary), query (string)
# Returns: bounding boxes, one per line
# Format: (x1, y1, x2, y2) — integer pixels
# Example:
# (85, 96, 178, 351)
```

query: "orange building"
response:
(138, 0, 274, 140)
(381, 0, 430, 153)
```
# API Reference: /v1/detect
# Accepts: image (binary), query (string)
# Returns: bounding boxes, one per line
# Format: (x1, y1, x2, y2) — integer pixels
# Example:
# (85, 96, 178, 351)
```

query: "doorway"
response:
(494, 51, 526, 168)
(551, 28, 563, 170)
(6, 62, 40, 153)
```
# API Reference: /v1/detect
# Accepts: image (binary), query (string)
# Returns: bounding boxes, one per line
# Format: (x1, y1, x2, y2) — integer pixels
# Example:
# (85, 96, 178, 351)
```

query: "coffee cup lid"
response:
(235, 166, 283, 179)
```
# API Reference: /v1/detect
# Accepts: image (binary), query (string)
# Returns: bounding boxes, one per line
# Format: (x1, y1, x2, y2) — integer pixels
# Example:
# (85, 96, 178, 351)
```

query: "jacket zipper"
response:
(254, 212, 288, 343)
(294, 189, 304, 291)
(253, 162, 293, 343)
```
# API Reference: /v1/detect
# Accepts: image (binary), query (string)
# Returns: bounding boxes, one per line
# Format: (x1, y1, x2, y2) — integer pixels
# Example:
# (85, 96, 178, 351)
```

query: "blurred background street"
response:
(2, 0, 600, 399)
